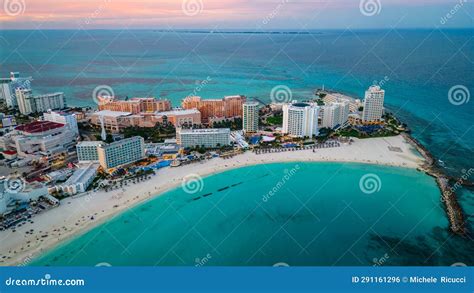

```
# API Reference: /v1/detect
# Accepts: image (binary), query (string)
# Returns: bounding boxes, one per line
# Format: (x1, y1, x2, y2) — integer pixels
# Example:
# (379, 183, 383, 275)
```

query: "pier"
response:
(402, 133, 468, 235)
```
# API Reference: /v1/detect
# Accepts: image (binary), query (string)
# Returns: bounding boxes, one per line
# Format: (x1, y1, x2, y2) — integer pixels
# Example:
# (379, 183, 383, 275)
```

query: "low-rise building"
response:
(176, 128, 231, 148)
(57, 163, 99, 195)
(154, 109, 201, 128)
(0, 121, 76, 158)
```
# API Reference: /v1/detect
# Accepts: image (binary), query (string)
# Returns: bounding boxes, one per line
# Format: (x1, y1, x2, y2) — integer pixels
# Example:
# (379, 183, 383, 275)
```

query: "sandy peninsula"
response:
(0, 135, 425, 266)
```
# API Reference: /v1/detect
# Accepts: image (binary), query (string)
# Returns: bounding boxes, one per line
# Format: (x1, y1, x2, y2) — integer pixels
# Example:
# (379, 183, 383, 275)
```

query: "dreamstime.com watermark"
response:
(186, 76, 212, 99)
(445, 168, 473, 196)
(5, 274, 85, 287)
(373, 253, 390, 267)
(262, 0, 289, 25)
(440, 0, 468, 25)
(195, 253, 212, 267)
(373, 76, 390, 88)
(262, 165, 300, 202)
(81, 0, 112, 26)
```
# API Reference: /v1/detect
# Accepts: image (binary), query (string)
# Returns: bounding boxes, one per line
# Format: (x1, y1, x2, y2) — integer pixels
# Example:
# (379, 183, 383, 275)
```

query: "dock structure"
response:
(402, 133, 468, 235)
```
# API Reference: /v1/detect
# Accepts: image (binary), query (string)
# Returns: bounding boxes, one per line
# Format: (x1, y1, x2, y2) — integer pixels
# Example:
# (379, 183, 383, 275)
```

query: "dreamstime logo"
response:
(451, 262, 467, 267)
(359, 0, 382, 17)
(92, 85, 115, 105)
(182, 174, 204, 194)
(3, 0, 26, 17)
(270, 85, 293, 103)
(273, 262, 290, 267)
(448, 85, 470, 106)
(359, 173, 382, 194)
(182, 0, 203, 17)
(95, 262, 112, 267)
(4, 176, 25, 194)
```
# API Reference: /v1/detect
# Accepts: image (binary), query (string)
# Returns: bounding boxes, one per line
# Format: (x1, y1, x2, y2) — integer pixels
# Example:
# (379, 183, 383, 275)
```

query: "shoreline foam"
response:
(0, 135, 425, 266)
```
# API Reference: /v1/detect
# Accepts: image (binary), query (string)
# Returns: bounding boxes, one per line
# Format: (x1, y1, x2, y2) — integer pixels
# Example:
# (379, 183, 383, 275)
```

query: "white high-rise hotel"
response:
(242, 102, 259, 133)
(282, 102, 320, 138)
(321, 102, 349, 129)
(362, 86, 385, 122)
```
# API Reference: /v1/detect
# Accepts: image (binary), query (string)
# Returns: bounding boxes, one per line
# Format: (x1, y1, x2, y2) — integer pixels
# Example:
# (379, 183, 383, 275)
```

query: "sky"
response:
(0, 0, 472, 30)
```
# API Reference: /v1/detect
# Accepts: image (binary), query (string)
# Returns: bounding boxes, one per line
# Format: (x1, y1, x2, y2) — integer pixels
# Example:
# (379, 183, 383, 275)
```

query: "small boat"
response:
(170, 160, 181, 167)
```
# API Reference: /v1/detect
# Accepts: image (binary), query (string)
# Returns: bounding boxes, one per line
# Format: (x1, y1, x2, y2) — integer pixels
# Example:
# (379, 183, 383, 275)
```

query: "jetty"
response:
(402, 133, 468, 235)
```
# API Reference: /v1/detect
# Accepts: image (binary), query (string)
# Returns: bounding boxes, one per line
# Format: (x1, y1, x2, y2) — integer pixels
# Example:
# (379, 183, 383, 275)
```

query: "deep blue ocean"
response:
(0, 29, 472, 266)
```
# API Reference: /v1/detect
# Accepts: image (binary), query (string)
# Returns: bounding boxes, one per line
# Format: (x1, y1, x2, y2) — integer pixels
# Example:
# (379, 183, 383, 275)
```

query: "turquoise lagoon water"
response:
(31, 163, 474, 266)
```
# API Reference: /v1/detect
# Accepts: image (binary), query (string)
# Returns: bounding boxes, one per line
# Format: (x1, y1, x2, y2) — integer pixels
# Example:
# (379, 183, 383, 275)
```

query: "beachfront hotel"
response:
(321, 102, 349, 129)
(56, 163, 100, 195)
(176, 128, 231, 148)
(98, 97, 171, 114)
(89, 108, 202, 132)
(242, 102, 259, 133)
(282, 102, 320, 138)
(182, 95, 246, 123)
(16, 89, 66, 115)
(76, 137, 145, 170)
(362, 86, 385, 122)
(76, 141, 102, 163)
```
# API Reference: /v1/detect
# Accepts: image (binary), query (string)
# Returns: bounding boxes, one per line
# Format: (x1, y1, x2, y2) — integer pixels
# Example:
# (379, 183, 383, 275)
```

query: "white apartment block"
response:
(0, 79, 13, 107)
(43, 110, 79, 135)
(362, 86, 385, 122)
(321, 102, 349, 129)
(16, 89, 66, 115)
(177, 128, 231, 148)
(242, 102, 259, 133)
(282, 102, 320, 138)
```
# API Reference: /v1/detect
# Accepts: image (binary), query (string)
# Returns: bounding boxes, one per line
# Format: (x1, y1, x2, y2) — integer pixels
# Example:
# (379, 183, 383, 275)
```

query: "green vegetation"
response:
(122, 123, 176, 142)
(212, 118, 242, 130)
(265, 115, 283, 126)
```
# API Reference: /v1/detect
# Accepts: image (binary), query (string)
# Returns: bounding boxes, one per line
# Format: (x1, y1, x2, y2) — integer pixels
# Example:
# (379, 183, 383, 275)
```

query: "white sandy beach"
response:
(0, 135, 425, 266)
